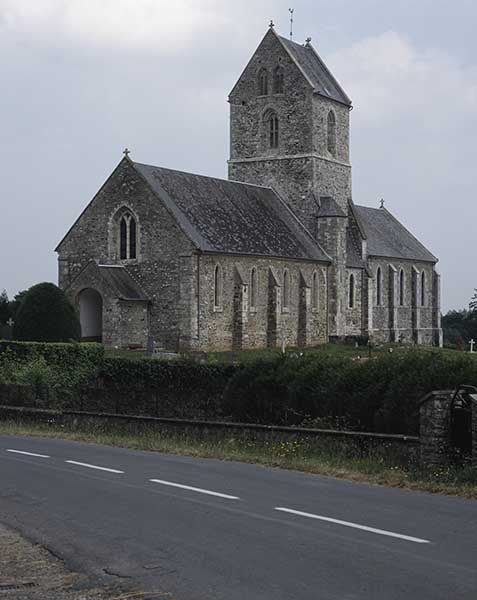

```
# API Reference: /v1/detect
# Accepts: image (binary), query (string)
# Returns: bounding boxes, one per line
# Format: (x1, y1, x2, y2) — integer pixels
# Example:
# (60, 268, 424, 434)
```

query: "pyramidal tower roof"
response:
(276, 32, 352, 106)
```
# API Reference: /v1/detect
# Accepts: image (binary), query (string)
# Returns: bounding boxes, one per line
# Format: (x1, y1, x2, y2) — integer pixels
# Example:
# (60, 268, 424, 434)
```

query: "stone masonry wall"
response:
(57, 158, 195, 349)
(228, 29, 352, 226)
(195, 254, 329, 352)
(368, 258, 437, 345)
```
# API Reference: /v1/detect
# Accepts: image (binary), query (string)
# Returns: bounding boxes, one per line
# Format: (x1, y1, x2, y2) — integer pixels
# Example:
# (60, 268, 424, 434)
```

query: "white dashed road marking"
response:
(275, 507, 431, 544)
(65, 460, 124, 474)
(149, 478, 240, 500)
(6, 449, 50, 459)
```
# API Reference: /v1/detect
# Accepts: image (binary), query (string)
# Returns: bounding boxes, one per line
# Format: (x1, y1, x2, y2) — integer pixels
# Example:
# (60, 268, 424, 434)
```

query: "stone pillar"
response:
(411, 265, 420, 343)
(297, 270, 310, 347)
(232, 266, 248, 351)
(472, 397, 477, 467)
(433, 271, 443, 347)
(388, 264, 398, 342)
(419, 390, 453, 468)
(267, 267, 281, 348)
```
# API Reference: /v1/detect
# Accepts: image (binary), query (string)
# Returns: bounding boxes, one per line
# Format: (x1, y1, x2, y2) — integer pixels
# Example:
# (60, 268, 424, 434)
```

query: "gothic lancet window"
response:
(283, 269, 290, 309)
(258, 68, 268, 95)
(119, 212, 137, 260)
(312, 271, 319, 309)
(214, 265, 222, 308)
(269, 113, 279, 148)
(421, 271, 426, 307)
(327, 110, 337, 156)
(376, 267, 382, 306)
(399, 269, 405, 306)
(273, 66, 284, 94)
(349, 273, 355, 308)
(250, 268, 257, 309)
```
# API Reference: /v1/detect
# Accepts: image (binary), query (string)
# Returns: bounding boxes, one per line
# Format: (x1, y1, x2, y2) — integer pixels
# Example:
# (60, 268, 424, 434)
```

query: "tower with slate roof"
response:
(228, 26, 353, 336)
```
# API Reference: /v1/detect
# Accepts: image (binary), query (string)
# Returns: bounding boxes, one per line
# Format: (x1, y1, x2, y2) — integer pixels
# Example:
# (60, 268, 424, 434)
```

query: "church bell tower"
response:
(228, 25, 354, 338)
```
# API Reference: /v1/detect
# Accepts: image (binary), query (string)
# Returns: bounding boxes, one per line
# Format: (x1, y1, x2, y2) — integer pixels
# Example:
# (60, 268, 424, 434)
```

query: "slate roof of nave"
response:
(278, 35, 352, 106)
(133, 162, 330, 262)
(353, 205, 438, 263)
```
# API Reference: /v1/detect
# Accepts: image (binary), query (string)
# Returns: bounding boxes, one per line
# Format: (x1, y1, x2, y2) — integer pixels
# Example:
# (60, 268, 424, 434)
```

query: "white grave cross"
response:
(6, 318, 14, 327)
(469, 339, 475, 353)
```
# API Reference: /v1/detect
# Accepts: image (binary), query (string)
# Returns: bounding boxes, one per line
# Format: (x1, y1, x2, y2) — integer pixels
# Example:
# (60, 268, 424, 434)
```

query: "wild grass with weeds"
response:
(1, 419, 476, 499)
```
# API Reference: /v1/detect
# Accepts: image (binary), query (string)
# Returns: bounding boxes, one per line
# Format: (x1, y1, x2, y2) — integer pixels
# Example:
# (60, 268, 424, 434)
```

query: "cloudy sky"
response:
(1, 0, 475, 311)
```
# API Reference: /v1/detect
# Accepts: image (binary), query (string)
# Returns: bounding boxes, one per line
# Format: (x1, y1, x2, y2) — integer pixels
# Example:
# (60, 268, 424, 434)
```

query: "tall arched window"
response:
(376, 266, 382, 306)
(273, 66, 284, 94)
(349, 273, 355, 308)
(249, 268, 257, 309)
(283, 269, 290, 309)
(258, 68, 268, 96)
(119, 212, 137, 260)
(214, 265, 222, 308)
(312, 271, 319, 309)
(327, 110, 336, 156)
(269, 113, 279, 148)
(421, 271, 426, 307)
(399, 269, 405, 306)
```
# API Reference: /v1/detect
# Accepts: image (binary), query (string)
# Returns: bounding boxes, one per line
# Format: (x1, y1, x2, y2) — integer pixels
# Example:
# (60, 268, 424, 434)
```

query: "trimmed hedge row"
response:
(2, 342, 477, 435)
(223, 351, 477, 434)
(0, 340, 104, 367)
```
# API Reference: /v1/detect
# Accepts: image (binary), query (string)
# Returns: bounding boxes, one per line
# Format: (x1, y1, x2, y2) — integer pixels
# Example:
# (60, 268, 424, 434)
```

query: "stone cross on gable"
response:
(123, 148, 131, 157)
(469, 339, 475, 353)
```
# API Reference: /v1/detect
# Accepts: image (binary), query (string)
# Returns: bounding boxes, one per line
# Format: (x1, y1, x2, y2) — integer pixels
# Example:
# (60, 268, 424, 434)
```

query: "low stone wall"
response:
(0, 405, 420, 467)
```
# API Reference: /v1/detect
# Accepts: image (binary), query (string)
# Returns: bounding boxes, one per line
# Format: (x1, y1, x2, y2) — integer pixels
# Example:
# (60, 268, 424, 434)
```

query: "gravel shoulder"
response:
(0, 522, 163, 600)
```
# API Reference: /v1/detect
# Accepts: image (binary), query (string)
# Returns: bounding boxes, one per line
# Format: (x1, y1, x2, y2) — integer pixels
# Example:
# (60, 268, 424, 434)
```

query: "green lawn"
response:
(105, 342, 476, 364)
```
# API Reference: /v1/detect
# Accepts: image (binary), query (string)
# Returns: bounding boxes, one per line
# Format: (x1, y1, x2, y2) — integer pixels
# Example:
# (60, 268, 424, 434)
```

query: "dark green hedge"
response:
(0, 340, 104, 370)
(223, 350, 477, 434)
(100, 357, 238, 394)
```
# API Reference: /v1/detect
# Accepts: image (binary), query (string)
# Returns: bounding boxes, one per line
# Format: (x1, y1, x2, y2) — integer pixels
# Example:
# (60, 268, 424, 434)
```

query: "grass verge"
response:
(1, 419, 476, 500)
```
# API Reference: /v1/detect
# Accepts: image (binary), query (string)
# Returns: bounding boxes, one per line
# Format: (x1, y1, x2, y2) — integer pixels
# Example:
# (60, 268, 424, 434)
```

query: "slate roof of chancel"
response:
(133, 162, 330, 262)
(353, 205, 438, 263)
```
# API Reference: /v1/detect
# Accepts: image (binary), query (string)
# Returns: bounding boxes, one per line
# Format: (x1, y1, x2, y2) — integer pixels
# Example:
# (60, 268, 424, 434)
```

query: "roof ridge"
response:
(133, 161, 274, 191)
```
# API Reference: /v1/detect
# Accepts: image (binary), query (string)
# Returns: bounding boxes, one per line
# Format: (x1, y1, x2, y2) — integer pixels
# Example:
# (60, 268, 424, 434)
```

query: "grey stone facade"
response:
(56, 25, 442, 350)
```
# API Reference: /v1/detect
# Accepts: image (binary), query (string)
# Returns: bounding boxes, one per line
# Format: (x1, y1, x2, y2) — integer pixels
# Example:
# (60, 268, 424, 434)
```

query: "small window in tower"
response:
(269, 114, 279, 148)
(273, 66, 284, 94)
(327, 110, 337, 156)
(349, 273, 355, 308)
(258, 68, 268, 96)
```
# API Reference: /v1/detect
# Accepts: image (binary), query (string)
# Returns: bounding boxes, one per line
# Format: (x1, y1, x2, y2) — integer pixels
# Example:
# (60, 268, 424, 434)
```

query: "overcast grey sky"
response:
(1, 0, 475, 311)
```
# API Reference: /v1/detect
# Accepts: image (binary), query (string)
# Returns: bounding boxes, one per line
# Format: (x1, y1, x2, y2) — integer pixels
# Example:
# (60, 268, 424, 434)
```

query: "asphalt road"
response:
(0, 435, 476, 600)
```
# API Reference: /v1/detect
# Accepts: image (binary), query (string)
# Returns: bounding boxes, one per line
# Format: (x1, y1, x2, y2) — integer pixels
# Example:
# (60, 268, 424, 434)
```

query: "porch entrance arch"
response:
(78, 288, 103, 342)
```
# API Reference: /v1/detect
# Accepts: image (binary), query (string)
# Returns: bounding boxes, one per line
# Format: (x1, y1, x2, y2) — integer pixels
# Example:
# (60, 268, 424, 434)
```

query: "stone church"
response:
(56, 26, 443, 351)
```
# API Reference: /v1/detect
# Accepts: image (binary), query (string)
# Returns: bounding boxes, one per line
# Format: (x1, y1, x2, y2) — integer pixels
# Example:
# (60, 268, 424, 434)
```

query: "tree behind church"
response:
(13, 283, 81, 343)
